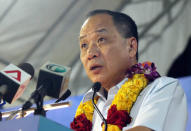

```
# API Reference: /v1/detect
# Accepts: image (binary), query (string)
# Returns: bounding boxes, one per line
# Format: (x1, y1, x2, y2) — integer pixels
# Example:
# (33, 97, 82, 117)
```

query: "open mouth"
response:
(90, 65, 102, 70)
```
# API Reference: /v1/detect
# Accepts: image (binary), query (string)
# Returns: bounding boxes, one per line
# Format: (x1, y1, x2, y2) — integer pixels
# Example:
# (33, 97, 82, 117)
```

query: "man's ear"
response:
(127, 37, 137, 58)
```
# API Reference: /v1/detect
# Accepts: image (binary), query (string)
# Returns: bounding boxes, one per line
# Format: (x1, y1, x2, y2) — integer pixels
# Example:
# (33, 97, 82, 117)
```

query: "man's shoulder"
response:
(146, 76, 181, 94)
(152, 76, 178, 85)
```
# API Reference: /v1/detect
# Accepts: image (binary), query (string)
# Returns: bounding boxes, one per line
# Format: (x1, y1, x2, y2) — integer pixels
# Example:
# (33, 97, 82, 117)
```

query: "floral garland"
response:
(70, 62, 160, 131)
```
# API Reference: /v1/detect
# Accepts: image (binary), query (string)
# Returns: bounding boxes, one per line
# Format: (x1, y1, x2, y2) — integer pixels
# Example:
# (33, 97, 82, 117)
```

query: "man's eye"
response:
(98, 37, 105, 43)
(81, 43, 87, 49)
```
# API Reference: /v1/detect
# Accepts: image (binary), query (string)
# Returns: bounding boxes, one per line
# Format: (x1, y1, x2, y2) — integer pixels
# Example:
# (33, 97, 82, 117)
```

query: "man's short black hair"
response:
(87, 9, 139, 60)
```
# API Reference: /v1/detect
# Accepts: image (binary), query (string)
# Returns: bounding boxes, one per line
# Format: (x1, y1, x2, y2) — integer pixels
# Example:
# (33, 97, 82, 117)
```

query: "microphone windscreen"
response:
(18, 63, 35, 79)
(92, 82, 101, 92)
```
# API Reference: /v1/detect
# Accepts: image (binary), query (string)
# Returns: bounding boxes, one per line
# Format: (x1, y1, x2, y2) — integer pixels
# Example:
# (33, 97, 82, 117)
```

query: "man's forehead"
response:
(80, 14, 113, 40)
(79, 28, 108, 40)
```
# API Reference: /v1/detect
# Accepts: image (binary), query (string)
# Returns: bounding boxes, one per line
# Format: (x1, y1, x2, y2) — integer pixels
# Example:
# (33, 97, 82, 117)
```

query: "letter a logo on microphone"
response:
(5, 70, 21, 82)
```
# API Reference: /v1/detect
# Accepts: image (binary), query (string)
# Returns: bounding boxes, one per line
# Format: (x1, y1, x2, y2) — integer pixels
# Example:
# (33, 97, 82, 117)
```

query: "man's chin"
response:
(91, 77, 105, 85)
(89, 73, 108, 85)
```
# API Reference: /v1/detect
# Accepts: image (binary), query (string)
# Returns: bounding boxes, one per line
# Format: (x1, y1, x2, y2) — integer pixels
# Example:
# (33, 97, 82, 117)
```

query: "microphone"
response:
(0, 63, 34, 104)
(22, 62, 71, 110)
(55, 89, 71, 103)
(36, 62, 71, 99)
(92, 82, 107, 131)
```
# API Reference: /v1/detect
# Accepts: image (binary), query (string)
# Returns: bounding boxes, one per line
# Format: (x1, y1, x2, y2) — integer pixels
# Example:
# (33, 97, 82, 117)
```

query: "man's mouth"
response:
(90, 65, 102, 71)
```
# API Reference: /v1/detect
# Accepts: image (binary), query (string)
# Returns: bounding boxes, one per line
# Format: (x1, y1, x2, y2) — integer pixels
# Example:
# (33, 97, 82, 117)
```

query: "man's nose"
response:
(87, 44, 99, 60)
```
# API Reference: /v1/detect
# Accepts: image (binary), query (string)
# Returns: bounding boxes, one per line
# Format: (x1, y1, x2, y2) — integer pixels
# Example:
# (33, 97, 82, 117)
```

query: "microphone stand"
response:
(33, 85, 46, 116)
(92, 82, 107, 131)
(0, 85, 7, 121)
(0, 97, 6, 121)
(22, 85, 47, 117)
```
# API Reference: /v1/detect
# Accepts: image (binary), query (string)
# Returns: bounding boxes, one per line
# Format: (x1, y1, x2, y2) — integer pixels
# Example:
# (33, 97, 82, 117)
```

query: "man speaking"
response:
(70, 10, 187, 131)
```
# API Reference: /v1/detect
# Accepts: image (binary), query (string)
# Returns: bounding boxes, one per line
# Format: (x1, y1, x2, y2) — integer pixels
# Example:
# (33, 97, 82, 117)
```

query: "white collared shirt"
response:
(81, 76, 188, 131)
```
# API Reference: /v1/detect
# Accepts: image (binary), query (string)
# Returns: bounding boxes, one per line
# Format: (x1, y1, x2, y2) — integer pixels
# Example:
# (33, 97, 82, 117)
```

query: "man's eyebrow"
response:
(79, 28, 108, 40)
(95, 28, 108, 33)
(79, 35, 87, 40)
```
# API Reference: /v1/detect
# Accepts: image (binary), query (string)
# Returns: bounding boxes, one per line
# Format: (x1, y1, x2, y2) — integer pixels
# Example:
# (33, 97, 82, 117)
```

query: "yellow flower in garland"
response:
(133, 74, 148, 88)
(75, 97, 99, 121)
(111, 74, 148, 112)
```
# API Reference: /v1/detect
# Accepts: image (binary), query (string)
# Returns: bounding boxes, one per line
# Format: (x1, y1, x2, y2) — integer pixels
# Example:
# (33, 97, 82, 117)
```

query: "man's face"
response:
(79, 14, 136, 90)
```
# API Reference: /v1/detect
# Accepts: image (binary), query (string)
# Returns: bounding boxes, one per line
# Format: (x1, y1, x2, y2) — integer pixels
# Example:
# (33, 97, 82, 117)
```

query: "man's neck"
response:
(102, 60, 138, 91)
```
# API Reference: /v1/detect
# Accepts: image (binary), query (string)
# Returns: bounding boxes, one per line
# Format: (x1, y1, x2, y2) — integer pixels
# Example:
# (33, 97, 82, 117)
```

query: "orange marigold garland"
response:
(71, 62, 160, 131)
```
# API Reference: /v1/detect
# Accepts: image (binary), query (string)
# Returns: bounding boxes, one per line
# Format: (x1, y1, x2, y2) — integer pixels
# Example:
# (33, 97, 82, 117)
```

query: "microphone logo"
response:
(4, 70, 21, 82)
(46, 64, 66, 73)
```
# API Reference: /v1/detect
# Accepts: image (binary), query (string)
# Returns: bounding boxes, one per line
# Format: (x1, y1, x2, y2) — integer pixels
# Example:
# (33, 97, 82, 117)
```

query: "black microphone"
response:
(0, 63, 34, 104)
(92, 82, 107, 131)
(22, 62, 71, 110)
(55, 89, 71, 103)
